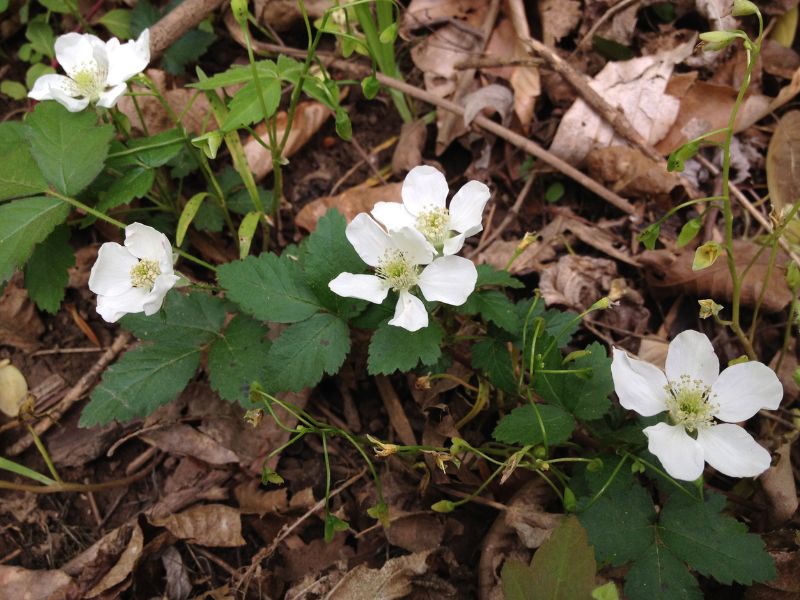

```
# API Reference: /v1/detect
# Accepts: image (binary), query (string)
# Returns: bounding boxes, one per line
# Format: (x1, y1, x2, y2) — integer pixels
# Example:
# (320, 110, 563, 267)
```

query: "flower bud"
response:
(231, 0, 248, 22)
(431, 499, 456, 513)
(698, 299, 723, 319)
(732, 0, 759, 16)
(244, 408, 264, 427)
(692, 241, 722, 271)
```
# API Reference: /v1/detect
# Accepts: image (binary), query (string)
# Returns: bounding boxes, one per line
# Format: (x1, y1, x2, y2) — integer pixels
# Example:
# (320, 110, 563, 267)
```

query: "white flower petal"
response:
(329, 273, 389, 303)
(448, 180, 490, 236)
(105, 29, 150, 86)
(371, 201, 416, 232)
(49, 86, 90, 112)
(142, 273, 179, 315)
(665, 330, 719, 386)
(697, 424, 772, 478)
(442, 232, 466, 256)
(390, 226, 435, 265)
(644, 422, 705, 481)
(388, 290, 428, 331)
(712, 361, 783, 422)
(95, 285, 149, 323)
(610, 348, 668, 416)
(97, 83, 128, 108)
(345, 213, 392, 267)
(418, 255, 477, 306)
(54, 33, 101, 78)
(401, 165, 448, 216)
(88, 242, 138, 296)
(28, 74, 73, 101)
(124, 222, 171, 261)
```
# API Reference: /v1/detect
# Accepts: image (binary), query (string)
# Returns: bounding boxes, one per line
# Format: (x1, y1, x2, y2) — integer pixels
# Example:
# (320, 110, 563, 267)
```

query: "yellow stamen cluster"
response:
(664, 375, 718, 433)
(416, 206, 451, 248)
(376, 249, 418, 291)
(130, 259, 161, 290)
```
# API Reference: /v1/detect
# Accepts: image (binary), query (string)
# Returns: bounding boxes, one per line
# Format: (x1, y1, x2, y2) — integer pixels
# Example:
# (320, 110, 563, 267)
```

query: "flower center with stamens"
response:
(130, 259, 161, 290)
(376, 249, 418, 291)
(70, 65, 106, 101)
(416, 207, 451, 248)
(664, 375, 718, 433)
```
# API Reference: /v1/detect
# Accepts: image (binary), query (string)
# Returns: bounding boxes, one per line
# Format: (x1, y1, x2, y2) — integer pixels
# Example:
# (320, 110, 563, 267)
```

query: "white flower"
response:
(329, 213, 477, 332)
(29, 30, 150, 112)
(371, 165, 491, 256)
(611, 330, 782, 481)
(88, 223, 179, 323)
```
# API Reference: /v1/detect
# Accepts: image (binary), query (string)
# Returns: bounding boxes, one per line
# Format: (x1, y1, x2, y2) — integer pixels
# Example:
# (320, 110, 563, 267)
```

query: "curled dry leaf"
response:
(550, 39, 696, 165)
(539, 254, 617, 311)
(385, 513, 446, 553)
(0, 278, 44, 352)
(766, 111, 800, 241)
(162, 546, 193, 600)
(759, 441, 798, 527)
(463, 84, 514, 126)
(235, 480, 289, 515)
(639, 240, 793, 313)
(140, 423, 240, 465)
(586, 145, 682, 198)
(243, 101, 331, 181)
(149, 503, 246, 547)
(253, 0, 329, 32)
(86, 523, 144, 598)
(295, 182, 402, 231)
(539, 0, 581, 46)
(392, 119, 428, 176)
(327, 550, 432, 600)
(0, 566, 76, 600)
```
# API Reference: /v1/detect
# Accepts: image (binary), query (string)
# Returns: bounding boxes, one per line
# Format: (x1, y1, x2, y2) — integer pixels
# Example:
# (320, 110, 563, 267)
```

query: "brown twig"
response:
(149, 0, 227, 60)
(375, 376, 418, 446)
(8, 332, 131, 456)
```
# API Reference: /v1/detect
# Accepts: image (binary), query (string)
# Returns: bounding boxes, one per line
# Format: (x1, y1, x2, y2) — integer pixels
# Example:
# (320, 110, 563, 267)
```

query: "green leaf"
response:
(1, 80, 27, 100)
(237, 211, 260, 258)
(217, 252, 323, 323)
(188, 60, 278, 90)
(303, 209, 367, 316)
(658, 492, 775, 585)
(26, 63, 56, 90)
(107, 129, 184, 169)
(335, 107, 352, 141)
(367, 321, 443, 374)
(492, 404, 575, 447)
(518, 300, 578, 348)
(545, 181, 565, 203)
(592, 36, 634, 60)
(0, 197, 70, 282)
(97, 167, 155, 212)
(25, 19, 55, 59)
(162, 29, 216, 75)
(25, 102, 114, 196)
(667, 141, 700, 172)
(528, 516, 597, 600)
(0, 122, 48, 200)
(208, 315, 270, 404)
(578, 479, 656, 567)
(97, 8, 132, 38)
(39, 0, 70, 12)
(460, 290, 519, 333)
(81, 341, 202, 425)
(361, 74, 380, 99)
(624, 545, 701, 600)
(176, 192, 207, 246)
(121, 291, 226, 345)
(264, 313, 350, 392)
(501, 561, 535, 600)
(472, 337, 517, 394)
(23, 225, 74, 313)
(222, 79, 281, 132)
(476, 264, 524, 289)
(677, 218, 701, 248)
(638, 223, 660, 250)
(535, 342, 613, 420)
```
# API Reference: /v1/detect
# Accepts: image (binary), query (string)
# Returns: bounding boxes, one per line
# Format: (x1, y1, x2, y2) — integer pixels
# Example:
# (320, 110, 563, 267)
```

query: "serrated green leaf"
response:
(624, 545, 701, 600)
(188, 60, 279, 90)
(25, 102, 114, 196)
(208, 315, 270, 403)
(577, 480, 656, 567)
(518, 300, 578, 348)
(472, 337, 517, 394)
(492, 404, 575, 447)
(476, 264, 524, 288)
(367, 321, 443, 374)
(81, 341, 201, 426)
(222, 79, 281, 132)
(460, 290, 519, 333)
(535, 342, 612, 420)
(162, 29, 216, 75)
(121, 291, 226, 345)
(217, 252, 323, 323)
(304, 209, 367, 317)
(528, 516, 596, 600)
(264, 313, 350, 392)
(97, 167, 155, 212)
(0, 197, 70, 282)
(107, 129, 184, 169)
(24, 225, 74, 313)
(501, 561, 535, 600)
(658, 492, 775, 585)
(0, 122, 48, 200)
(97, 8, 132, 38)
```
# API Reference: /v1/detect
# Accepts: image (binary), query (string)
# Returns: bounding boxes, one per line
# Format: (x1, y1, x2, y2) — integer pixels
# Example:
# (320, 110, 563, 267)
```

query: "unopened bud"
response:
(698, 299, 723, 319)
(692, 241, 722, 271)
(431, 499, 456, 513)
(516, 231, 538, 252)
(415, 374, 433, 390)
(244, 408, 264, 427)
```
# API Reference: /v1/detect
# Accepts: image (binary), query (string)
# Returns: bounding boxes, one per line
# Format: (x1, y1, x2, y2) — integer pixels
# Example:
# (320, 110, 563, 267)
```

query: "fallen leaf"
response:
(745, 551, 800, 598)
(147, 457, 231, 520)
(327, 551, 432, 600)
(540, 255, 618, 311)
(586, 145, 682, 198)
(0, 566, 76, 599)
(162, 546, 192, 600)
(401, 0, 486, 36)
(639, 241, 793, 312)
(253, 0, 328, 32)
(86, 523, 144, 598)
(235, 480, 289, 515)
(760, 441, 798, 527)
(149, 503, 246, 547)
(392, 119, 427, 176)
(550, 39, 696, 165)
(140, 423, 240, 465)
(281, 534, 354, 582)
(463, 84, 514, 126)
(243, 101, 331, 181)
(0, 277, 44, 351)
(295, 182, 402, 231)
(539, 0, 581, 46)
(766, 110, 800, 242)
(385, 513, 445, 553)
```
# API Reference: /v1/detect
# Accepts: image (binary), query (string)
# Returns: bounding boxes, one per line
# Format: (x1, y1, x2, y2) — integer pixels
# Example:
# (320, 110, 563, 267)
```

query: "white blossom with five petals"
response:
(611, 330, 782, 481)
(329, 213, 477, 332)
(88, 223, 179, 323)
(371, 165, 490, 256)
(29, 30, 150, 112)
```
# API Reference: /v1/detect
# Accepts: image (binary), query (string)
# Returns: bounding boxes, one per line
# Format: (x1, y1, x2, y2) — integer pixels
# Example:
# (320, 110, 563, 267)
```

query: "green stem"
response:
(26, 423, 61, 483)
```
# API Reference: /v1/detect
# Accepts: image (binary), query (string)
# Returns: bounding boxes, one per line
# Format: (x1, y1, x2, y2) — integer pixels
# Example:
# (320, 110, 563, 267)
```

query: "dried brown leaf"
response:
(235, 480, 288, 515)
(385, 513, 445, 553)
(392, 119, 427, 176)
(586, 146, 682, 198)
(149, 503, 245, 547)
(243, 101, 331, 181)
(539, 0, 581, 46)
(639, 241, 792, 312)
(767, 111, 800, 240)
(86, 523, 144, 598)
(295, 183, 402, 232)
(463, 84, 513, 126)
(0, 278, 44, 351)
(327, 551, 432, 600)
(162, 546, 192, 600)
(0, 566, 76, 600)
(759, 441, 798, 527)
(540, 255, 617, 311)
(141, 423, 240, 465)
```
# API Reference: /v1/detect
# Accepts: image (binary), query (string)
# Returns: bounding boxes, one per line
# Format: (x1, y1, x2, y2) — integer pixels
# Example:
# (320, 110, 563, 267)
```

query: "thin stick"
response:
(469, 169, 536, 256)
